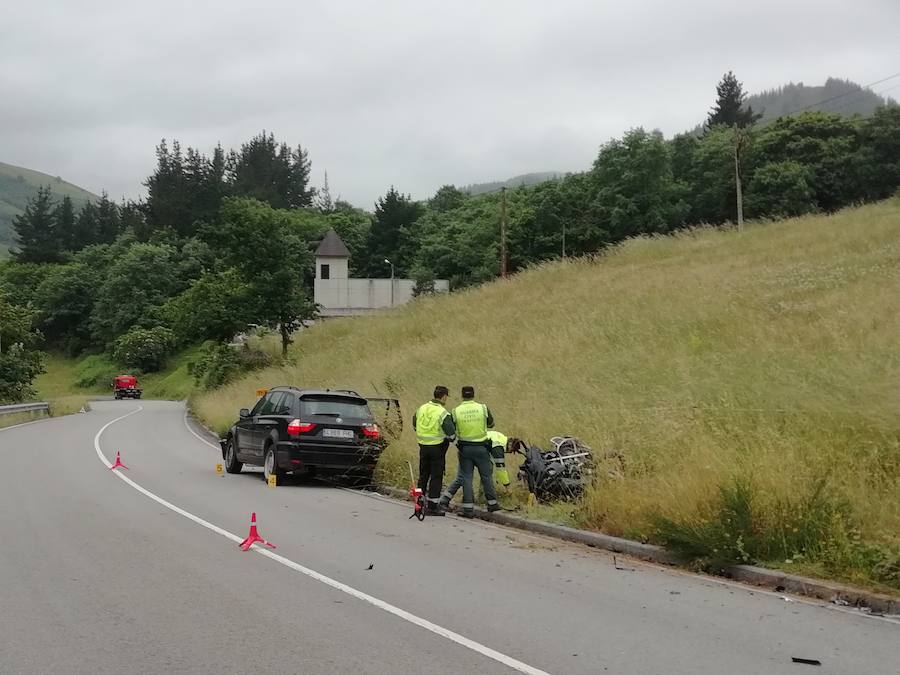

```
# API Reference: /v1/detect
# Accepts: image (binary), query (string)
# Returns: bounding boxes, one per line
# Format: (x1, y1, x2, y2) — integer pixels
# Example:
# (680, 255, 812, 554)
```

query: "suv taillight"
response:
(288, 419, 316, 436)
(362, 423, 380, 439)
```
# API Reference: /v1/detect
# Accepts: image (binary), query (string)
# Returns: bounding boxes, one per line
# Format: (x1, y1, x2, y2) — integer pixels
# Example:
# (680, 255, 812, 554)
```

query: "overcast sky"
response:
(2, 1, 898, 208)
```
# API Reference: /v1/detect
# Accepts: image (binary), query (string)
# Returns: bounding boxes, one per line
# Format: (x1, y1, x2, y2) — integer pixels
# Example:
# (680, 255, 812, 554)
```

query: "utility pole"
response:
(562, 221, 567, 259)
(733, 125, 746, 231)
(500, 187, 508, 278)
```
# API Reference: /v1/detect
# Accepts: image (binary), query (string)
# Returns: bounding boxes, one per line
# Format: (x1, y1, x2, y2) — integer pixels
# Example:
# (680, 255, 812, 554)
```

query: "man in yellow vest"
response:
(486, 430, 511, 487)
(440, 427, 510, 509)
(412, 385, 456, 516)
(443, 385, 500, 518)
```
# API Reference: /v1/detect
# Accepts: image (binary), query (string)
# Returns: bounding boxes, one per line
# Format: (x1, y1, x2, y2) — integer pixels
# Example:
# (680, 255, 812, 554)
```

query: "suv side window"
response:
(259, 391, 285, 416)
(249, 394, 269, 417)
(274, 392, 294, 416)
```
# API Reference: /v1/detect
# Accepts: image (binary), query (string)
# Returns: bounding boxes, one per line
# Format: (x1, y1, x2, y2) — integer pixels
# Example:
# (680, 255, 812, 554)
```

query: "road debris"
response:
(366, 563, 374, 570)
(791, 657, 821, 666)
(613, 556, 635, 572)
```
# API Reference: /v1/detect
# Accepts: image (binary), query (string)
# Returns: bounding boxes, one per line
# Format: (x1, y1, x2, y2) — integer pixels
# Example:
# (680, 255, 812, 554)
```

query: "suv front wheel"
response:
(263, 444, 284, 483)
(224, 437, 243, 474)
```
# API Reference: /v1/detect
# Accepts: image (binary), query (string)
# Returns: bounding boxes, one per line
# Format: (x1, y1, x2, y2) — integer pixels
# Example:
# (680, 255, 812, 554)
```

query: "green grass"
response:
(193, 198, 900, 593)
(36, 346, 204, 403)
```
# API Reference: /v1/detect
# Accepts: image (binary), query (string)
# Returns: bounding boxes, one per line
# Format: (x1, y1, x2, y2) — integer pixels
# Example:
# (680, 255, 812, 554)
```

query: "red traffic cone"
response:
(238, 512, 276, 551)
(109, 451, 129, 471)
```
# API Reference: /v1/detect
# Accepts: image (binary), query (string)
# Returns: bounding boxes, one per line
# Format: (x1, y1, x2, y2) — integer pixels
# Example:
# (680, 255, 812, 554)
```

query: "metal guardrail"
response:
(0, 402, 50, 417)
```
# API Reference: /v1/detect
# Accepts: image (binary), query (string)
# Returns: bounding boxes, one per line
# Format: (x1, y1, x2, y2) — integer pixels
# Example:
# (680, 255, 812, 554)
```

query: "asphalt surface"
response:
(0, 400, 897, 675)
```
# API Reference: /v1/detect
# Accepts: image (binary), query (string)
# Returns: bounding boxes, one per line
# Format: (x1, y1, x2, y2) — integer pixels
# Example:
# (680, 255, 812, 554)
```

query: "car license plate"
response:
(323, 428, 354, 439)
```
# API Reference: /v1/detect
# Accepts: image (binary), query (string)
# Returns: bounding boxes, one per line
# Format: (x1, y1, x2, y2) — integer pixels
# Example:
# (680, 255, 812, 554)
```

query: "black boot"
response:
(425, 504, 446, 517)
(487, 503, 502, 513)
(459, 508, 475, 519)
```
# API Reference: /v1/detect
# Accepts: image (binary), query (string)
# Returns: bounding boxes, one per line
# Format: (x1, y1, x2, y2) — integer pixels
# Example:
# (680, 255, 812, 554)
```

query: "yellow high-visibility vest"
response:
(453, 400, 489, 443)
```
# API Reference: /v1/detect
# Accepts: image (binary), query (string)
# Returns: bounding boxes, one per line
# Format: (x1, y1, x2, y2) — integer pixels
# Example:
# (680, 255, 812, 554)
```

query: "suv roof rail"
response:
(270, 385, 302, 392)
(329, 388, 362, 396)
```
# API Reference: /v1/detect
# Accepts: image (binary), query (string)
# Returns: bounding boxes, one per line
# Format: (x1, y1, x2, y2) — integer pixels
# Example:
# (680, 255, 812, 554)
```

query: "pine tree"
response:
(73, 200, 100, 249)
(53, 195, 77, 252)
(13, 186, 60, 262)
(707, 71, 761, 129)
(316, 170, 334, 213)
(95, 192, 121, 243)
(365, 186, 421, 276)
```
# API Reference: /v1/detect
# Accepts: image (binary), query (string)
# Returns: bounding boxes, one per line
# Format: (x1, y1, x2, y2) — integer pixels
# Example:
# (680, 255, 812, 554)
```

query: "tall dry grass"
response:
(193, 198, 900, 589)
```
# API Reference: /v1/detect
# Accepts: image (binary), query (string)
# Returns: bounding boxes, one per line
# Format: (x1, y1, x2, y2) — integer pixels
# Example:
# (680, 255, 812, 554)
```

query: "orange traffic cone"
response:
(109, 451, 128, 471)
(238, 512, 276, 551)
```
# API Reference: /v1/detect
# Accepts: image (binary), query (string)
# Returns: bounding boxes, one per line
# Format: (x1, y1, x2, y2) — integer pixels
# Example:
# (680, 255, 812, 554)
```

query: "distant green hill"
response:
(0, 161, 98, 257)
(747, 77, 896, 123)
(462, 171, 562, 196)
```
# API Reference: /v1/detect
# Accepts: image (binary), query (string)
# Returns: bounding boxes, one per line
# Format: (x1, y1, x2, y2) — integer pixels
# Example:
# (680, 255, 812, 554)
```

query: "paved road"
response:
(0, 401, 897, 674)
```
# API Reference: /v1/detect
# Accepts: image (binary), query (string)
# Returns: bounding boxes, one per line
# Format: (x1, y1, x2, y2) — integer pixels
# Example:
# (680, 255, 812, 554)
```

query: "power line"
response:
(762, 71, 900, 121)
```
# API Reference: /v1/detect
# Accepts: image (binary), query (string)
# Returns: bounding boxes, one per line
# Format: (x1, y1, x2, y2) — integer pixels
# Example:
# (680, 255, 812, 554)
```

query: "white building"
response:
(313, 229, 449, 317)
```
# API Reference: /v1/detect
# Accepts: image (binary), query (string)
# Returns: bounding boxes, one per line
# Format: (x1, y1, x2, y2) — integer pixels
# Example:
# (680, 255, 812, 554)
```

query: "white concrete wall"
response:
(315, 276, 450, 313)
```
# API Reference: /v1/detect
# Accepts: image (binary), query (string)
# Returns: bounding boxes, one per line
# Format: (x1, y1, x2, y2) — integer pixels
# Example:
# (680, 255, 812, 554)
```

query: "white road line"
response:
(98, 406, 549, 675)
(182, 411, 220, 450)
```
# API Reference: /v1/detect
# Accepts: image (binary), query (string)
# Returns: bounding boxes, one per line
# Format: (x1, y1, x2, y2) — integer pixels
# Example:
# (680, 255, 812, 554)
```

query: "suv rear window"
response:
(300, 396, 370, 419)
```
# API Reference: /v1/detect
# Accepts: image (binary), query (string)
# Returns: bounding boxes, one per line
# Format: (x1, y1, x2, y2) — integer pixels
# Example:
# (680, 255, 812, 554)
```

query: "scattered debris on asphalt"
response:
(613, 556, 635, 572)
(791, 657, 821, 666)
(366, 563, 374, 570)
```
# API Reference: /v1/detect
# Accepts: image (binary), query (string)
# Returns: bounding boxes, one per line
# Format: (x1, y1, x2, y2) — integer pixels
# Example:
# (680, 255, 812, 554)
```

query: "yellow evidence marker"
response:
(215, 463, 224, 476)
(267, 474, 277, 488)
(256, 388, 268, 398)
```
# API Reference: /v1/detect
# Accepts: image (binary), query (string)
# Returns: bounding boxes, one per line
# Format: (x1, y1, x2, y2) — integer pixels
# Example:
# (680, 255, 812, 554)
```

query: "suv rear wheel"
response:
(224, 437, 243, 474)
(263, 444, 284, 483)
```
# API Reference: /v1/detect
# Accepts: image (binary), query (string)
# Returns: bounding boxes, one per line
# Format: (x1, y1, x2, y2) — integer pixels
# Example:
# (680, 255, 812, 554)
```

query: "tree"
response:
(750, 112, 861, 212)
(34, 262, 101, 354)
(707, 71, 761, 129)
(746, 161, 815, 219)
(0, 294, 44, 403)
(53, 196, 77, 252)
(316, 170, 335, 213)
(226, 132, 315, 209)
(365, 186, 422, 276)
(162, 269, 252, 344)
(12, 186, 61, 263)
(95, 192, 121, 243)
(113, 326, 175, 372)
(853, 105, 900, 201)
(203, 198, 316, 356)
(590, 128, 689, 241)
(90, 243, 181, 346)
(72, 200, 100, 250)
(429, 185, 467, 213)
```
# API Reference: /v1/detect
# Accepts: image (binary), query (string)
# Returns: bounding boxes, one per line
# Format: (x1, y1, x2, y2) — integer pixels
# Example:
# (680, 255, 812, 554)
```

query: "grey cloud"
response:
(2, 0, 898, 206)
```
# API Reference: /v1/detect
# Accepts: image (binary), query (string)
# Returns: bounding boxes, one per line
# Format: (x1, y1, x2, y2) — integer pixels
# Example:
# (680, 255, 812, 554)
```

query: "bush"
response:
(653, 477, 900, 588)
(73, 353, 121, 389)
(113, 326, 175, 372)
(189, 342, 272, 390)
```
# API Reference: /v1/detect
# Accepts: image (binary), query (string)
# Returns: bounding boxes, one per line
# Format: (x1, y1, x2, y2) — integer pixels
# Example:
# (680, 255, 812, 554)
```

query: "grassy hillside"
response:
(194, 199, 900, 590)
(0, 161, 98, 256)
(34, 347, 205, 403)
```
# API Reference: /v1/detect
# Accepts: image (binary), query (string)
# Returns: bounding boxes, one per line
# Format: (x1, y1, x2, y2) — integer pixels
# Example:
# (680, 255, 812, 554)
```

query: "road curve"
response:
(0, 400, 897, 675)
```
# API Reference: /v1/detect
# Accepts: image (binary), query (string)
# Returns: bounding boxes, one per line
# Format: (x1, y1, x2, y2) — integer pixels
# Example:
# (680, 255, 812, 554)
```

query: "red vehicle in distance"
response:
(112, 375, 142, 400)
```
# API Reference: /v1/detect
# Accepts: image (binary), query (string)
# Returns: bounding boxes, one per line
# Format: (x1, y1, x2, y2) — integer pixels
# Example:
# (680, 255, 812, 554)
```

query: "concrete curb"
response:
(371, 486, 898, 615)
(183, 412, 898, 616)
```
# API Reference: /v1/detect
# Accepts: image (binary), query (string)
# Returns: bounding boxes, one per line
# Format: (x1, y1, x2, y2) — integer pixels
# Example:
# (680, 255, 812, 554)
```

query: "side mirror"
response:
(239, 408, 250, 419)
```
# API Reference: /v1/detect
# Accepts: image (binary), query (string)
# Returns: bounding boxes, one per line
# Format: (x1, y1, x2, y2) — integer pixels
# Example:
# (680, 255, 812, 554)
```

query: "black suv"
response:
(220, 386, 384, 484)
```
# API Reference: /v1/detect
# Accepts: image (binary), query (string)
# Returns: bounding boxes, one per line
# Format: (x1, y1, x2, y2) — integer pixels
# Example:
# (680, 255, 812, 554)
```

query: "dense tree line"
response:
(1, 76, 898, 399)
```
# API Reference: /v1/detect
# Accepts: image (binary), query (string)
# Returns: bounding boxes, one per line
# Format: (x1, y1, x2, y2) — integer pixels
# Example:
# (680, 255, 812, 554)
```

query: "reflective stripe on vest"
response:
(415, 401, 448, 445)
(453, 401, 489, 442)
(486, 430, 507, 449)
